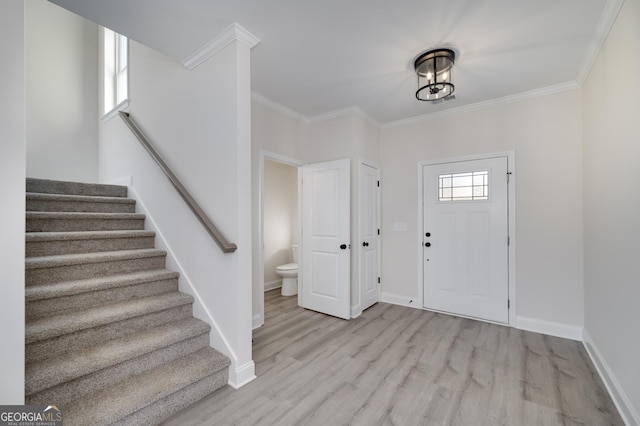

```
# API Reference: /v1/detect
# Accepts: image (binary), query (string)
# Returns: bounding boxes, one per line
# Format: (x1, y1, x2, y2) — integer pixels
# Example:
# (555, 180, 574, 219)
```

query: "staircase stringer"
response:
(125, 183, 240, 378)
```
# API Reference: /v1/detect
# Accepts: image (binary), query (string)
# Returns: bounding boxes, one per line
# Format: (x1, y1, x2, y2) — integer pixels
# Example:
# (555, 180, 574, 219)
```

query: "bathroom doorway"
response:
(256, 152, 303, 328)
(264, 159, 299, 291)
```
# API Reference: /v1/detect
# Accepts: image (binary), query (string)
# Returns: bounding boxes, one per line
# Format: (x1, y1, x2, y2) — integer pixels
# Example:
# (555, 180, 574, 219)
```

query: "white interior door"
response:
(302, 159, 350, 319)
(423, 156, 509, 323)
(360, 163, 379, 311)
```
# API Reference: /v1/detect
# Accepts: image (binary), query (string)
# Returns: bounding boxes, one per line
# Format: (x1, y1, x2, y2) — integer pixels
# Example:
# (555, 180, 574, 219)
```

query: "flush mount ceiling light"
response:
(414, 48, 456, 103)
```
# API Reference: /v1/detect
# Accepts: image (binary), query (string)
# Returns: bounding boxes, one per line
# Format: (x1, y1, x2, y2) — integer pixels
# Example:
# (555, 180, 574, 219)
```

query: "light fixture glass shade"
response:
(414, 49, 455, 101)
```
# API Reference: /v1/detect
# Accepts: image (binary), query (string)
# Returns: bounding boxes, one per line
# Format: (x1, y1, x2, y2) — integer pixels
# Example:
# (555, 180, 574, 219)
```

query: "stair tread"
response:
(26, 192, 136, 204)
(26, 230, 155, 243)
(26, 269, 179, 302)
(26, 317, 211, 395)
(26, 292, 194, 344)
(26, 211, 145, 220)
(64, 347, 229, 425)
(26, 178, 128, 198)
(25, 248, 166, 269)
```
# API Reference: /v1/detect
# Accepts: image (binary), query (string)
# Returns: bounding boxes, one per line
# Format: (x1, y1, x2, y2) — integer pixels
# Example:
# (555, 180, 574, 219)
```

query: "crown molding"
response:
(576, 0, 625, 85)
(251, 93, 381, 128)
(254, 80, 580, 131)
(254, 80, 579, 131)
(251, 92, 309, 124)
(182, 23, 260, 71)
(308, 105, 380, 128)
(381, 81, 581, 130)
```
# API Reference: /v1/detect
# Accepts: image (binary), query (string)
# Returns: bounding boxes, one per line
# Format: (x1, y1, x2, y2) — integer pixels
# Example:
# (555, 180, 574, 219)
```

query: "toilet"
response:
(276, 245, 298, 296)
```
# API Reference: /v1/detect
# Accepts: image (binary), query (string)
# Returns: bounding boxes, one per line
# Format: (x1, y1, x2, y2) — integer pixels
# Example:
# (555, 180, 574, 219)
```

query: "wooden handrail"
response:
(119, 111, 237, 253)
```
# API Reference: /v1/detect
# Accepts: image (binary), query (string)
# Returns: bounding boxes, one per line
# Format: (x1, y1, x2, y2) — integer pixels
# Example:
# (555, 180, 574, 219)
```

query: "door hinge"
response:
(378, 277, 381, 284)
(508, 299, 511, 309)
(377, 180, 380, 187)
(507, 236, 510, 246)
(377, 228, 380, 235)
(506, 171, 512, 183)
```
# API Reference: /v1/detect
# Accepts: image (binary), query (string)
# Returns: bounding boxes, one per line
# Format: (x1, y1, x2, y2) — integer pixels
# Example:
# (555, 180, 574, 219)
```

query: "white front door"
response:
(423, 156, 509, 323)
(360, 163, 379, 311)
(301, 159, 351, 319)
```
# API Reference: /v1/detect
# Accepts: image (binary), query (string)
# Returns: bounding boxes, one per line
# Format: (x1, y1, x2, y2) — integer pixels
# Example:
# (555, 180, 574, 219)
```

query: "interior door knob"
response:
(340, 244, 347, 249)
(425, 242, 431, 247)
(362, 242, 369, 247)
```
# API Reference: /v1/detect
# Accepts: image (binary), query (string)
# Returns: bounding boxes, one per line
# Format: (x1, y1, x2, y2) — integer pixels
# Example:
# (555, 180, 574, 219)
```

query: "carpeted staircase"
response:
(25, 177, 230, 425)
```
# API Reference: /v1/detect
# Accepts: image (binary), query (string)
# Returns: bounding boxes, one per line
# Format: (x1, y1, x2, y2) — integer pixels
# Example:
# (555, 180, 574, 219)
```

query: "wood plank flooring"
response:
(162, 290, 623, 425)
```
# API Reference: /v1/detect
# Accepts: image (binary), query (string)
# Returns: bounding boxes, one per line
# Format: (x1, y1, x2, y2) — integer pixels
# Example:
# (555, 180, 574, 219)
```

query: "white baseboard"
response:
(252, 314, 263, 330)
(583, 330, 640, 426)
(228, 361, 256, 389)
(264, 279, 282, 292)
(380, 292, 421, 310)
(515, 315, 583, 341)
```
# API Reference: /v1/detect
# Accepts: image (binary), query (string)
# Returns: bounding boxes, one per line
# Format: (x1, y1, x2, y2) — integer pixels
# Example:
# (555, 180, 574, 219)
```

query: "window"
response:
(103, 28, 128, 115)
(439, 170, 489, 201)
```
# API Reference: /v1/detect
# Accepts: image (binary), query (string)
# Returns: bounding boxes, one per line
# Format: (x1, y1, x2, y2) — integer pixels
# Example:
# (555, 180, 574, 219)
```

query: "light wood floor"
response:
(163, 290, 623, 425)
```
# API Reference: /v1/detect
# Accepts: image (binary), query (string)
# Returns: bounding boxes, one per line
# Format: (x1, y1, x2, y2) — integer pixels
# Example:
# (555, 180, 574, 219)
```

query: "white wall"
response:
(26, 0, 99, 182)
(306, 115, 355, 163)
(99, 38, 254, 387)
(0, 0, 26, 404)
(582, 0, 640, 422)
(380, 90, 584, 332)
(252, 100, 307, 161)
(354, 115, 381, 167)
(263, 160, 298, 287)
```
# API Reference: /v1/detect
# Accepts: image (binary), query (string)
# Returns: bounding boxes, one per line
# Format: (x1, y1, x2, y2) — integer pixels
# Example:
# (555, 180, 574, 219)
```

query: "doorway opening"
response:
(256, 152, 303, 329)
(263, 159, 299, 292)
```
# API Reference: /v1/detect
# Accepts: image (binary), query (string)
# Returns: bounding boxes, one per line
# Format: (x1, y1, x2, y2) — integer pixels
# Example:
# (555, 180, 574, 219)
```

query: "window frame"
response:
(102, 27, 129, 120)
(438, 170, 490, 202)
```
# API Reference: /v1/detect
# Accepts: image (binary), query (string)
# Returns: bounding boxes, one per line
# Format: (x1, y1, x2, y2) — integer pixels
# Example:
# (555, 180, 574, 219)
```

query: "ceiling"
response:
(50, 0, 616, 125)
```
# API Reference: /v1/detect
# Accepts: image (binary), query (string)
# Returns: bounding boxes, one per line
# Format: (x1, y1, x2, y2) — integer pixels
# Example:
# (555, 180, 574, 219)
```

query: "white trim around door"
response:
(417, 151, 516, 326)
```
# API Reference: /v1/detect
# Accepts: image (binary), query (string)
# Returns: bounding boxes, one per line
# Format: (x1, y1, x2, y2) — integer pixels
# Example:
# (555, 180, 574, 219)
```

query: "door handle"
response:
(362, 241, 369, 247)
(340, 244, 347, 250)
(424, 242, 431, 247)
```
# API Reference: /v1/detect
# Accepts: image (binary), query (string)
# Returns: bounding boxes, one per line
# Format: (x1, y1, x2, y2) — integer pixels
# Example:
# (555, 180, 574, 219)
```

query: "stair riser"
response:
(26, 304, 193, 363)
(26, 178, 127, 198)
(26, 255, 166, 286)
(26, 217, 144, 232)
(26, 333, 210, 404)
(26, 278, 178, 321)
(27, 199, 135, 214)
(26, 235, 155, 257)
(116, 372, 229, 426)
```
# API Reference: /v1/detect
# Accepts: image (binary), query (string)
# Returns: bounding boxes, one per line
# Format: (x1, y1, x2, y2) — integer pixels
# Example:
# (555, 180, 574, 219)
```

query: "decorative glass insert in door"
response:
(438, 170, 488, 201)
